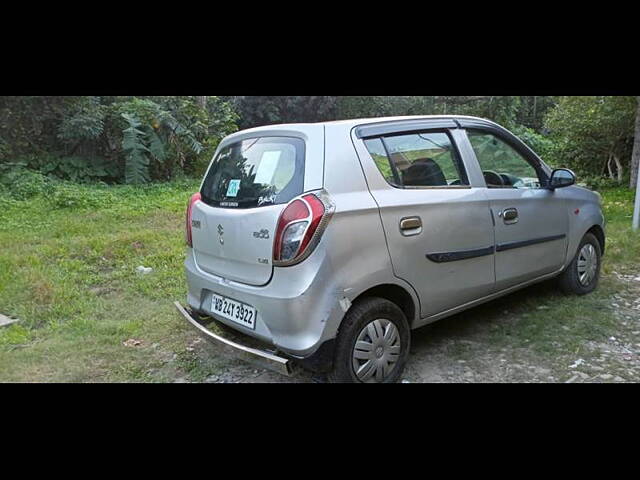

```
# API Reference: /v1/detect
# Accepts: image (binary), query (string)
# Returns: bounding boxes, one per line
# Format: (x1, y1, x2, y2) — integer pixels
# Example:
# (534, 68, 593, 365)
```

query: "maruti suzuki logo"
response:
(217, 224, 224, 245)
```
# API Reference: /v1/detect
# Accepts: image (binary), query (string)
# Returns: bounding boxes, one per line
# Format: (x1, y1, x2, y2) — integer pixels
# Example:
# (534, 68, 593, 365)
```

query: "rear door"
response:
(354, 122, 496, 319)
(461, 127, 568, 290)
(191, 135, 308, 286)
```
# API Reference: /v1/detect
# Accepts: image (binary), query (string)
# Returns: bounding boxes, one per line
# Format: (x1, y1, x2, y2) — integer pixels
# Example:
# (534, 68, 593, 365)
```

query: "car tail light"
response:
(273, 190, 334, 267)
(185, 192, 201, 247)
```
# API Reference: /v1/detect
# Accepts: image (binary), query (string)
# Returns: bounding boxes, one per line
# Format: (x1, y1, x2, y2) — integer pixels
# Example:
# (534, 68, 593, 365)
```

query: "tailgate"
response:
(191, 201, 283, 286)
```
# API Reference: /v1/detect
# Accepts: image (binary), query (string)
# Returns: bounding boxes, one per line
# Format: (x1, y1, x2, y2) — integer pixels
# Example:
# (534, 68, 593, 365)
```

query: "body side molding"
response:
(426, 234, 567, 263)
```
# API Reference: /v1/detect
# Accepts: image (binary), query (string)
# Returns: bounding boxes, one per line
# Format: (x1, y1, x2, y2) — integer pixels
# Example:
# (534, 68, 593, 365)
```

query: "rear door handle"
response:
(499, 208, 518, 224)
(400, 216, 422, 236)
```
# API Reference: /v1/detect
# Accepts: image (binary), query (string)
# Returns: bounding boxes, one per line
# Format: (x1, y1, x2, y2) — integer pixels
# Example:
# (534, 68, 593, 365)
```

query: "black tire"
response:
(328, 297, 410, 383)
(558, 232, 602, 295)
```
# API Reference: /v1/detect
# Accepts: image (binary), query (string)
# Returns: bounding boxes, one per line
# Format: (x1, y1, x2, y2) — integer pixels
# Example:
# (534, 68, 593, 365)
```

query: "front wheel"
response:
(328, 297, 410, 383)
(558, 232, 602, 295)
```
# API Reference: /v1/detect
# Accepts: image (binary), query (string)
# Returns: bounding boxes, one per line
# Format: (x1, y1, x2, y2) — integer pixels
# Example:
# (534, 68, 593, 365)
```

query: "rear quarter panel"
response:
(318, 123, 421, 331)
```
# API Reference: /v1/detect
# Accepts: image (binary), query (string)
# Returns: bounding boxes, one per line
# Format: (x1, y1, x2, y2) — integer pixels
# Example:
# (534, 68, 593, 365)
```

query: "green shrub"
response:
(0, 182, 17, 210)
(29, 155, 120, 183)
(1, 96, 238, 185)
(0, 166, 53, 200)
(578, 175, 621, 191)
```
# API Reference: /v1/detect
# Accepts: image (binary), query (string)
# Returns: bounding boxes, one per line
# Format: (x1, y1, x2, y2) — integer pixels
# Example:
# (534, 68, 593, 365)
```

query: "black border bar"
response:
(495, 234, 566, 253)
(426, 246, 495, 263)
(426, 234, 567, 263)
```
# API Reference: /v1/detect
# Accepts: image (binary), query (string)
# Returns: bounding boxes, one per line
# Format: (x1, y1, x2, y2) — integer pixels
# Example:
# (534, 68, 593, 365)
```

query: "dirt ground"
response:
(185, 273, 640, 384)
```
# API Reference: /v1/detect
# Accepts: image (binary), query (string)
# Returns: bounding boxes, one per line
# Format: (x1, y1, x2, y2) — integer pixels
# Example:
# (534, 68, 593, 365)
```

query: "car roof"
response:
(216, 114, 551, 175)
(235, 115, 499, 135)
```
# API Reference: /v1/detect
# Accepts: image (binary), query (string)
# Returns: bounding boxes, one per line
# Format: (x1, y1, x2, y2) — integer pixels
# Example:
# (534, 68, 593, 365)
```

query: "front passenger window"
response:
(467, 130, 542, 189)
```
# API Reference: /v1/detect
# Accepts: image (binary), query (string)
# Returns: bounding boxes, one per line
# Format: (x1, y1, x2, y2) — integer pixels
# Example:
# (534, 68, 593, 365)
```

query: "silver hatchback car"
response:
(177, 115, 605, 383)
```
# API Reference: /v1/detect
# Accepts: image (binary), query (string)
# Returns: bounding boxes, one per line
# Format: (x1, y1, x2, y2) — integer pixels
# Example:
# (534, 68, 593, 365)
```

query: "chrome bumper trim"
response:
(174, 301, 292, 377)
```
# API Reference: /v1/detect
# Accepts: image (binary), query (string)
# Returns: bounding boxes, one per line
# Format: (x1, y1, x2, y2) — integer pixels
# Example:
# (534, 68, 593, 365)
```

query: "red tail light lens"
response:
(273, 191, 334, 266)
(185, 192, 201, 247)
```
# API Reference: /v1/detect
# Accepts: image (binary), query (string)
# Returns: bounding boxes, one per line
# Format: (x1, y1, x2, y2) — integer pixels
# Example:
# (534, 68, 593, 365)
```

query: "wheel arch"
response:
(351, 283, 418, 327)
(586, 224, 606, 255)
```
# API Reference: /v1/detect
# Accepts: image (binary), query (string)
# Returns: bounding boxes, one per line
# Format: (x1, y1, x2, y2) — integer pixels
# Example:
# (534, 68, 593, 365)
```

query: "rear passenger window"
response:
(364, 132, 468, 188)
(363, 138, 399, 186)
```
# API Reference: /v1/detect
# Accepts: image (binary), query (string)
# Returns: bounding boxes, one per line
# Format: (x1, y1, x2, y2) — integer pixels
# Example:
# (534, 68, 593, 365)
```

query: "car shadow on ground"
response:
(410, 280, 560, 350)
(400, 280, 576, 383)
(202, 277, 631, 383)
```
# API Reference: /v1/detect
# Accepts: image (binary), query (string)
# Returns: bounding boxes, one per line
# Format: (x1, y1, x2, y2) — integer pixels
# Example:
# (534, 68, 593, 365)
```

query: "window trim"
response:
(355, 118, 459, 139)
(363, 128, 471, 190)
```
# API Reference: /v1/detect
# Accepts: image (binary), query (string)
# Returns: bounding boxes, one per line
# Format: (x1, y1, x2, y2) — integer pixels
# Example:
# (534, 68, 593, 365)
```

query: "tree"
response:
(544, 96, 637, 183)
(0, 96, 238, 183)
(196, 96, 207, 109)
(227, 96, 338, 129)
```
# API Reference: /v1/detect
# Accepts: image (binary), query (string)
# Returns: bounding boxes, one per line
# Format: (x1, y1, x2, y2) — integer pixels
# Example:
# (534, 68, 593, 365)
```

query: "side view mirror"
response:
(549, 168, 576, 190)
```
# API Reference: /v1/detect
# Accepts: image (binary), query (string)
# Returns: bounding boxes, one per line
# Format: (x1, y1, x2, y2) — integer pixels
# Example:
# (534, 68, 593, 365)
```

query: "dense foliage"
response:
(1, 96, 638, 190)
(0, 96, 237, 184)
(544, 96, 637, 187)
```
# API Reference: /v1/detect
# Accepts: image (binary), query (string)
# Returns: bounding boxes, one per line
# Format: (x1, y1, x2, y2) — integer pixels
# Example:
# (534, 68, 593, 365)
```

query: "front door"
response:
(463, 128, 568, 291)
(359, 129, 496, 318)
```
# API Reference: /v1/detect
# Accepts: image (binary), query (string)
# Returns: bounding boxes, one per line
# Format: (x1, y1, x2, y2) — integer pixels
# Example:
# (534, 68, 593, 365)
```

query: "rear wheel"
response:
(328, 297, 410, 383)
(558, 232, 602, 295)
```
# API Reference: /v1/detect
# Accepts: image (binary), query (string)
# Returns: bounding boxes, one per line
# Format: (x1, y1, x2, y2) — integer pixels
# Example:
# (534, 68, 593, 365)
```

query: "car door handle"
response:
(400, 216, 422, 236)
(499, 208, 519, 224)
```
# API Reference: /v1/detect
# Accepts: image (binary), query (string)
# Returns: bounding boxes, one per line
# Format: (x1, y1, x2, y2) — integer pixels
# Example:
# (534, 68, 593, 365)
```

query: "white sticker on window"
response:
(226, 179, 241, 197)
(254, 151, 281, 185)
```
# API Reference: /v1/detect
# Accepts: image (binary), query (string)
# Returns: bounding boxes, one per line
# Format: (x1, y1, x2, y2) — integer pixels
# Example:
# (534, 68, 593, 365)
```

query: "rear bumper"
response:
(175, 302, 293, 376)
(184, 246, 346, 358)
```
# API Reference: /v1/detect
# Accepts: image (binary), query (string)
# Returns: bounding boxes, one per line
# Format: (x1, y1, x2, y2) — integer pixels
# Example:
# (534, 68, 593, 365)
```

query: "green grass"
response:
(0, 179, 226, 382)
(0, 181, 638, 382)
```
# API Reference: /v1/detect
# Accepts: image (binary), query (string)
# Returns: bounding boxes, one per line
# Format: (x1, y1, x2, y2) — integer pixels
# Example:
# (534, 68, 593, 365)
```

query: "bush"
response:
(0, 96, 239, 185)
(0, 182, 17, 210)
(0, 165, 52, 200)
(24, 154, 120, 183)
(578, 175, 621, 191)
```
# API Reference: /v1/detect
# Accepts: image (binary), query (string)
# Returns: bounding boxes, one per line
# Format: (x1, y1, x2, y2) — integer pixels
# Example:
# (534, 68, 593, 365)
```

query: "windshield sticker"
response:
(254, 151, 282, 185)
(257, 194, 277, 206)
(226, 179, 241, 197)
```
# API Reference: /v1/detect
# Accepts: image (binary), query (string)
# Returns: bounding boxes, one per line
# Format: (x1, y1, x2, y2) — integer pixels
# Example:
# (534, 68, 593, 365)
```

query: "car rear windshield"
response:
(200, 137, 305, 208)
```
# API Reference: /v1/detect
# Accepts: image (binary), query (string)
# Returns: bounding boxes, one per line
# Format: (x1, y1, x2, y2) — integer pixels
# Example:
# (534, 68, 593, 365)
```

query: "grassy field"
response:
(0, 181, 638, 382)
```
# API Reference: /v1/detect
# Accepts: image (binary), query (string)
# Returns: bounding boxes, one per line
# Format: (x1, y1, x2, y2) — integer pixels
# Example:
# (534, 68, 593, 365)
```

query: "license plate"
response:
(211, 293, 256, 330)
